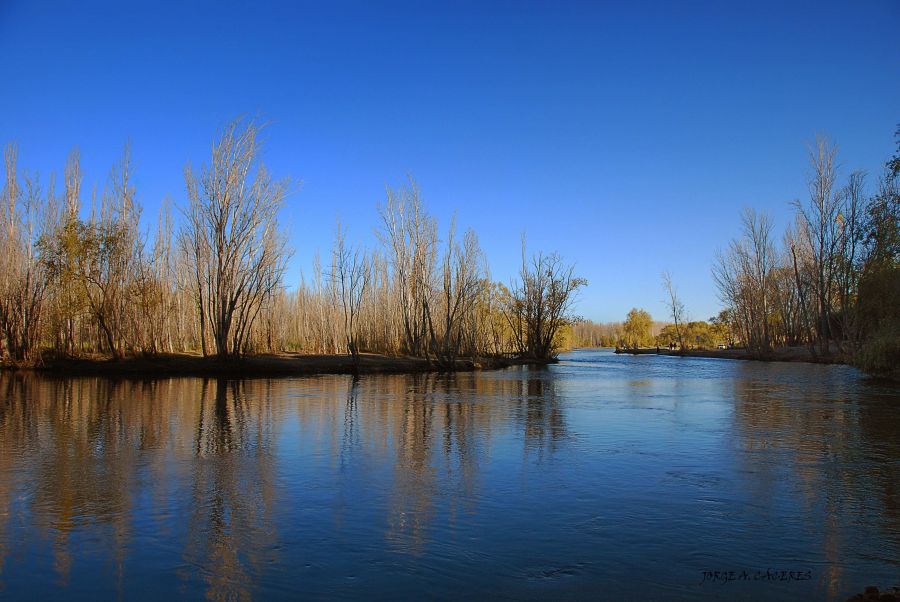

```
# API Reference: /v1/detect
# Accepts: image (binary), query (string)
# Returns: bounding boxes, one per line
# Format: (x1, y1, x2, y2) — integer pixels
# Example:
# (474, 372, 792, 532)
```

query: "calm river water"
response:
(0, 350, 898, 600)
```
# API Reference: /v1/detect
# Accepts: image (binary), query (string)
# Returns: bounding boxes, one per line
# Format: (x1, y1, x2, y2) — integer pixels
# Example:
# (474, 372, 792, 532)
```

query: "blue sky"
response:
(1, 1, 898, 322)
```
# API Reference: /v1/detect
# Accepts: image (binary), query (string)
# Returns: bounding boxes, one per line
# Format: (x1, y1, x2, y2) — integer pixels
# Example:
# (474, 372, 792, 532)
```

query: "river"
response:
(1, 349, 898, 600)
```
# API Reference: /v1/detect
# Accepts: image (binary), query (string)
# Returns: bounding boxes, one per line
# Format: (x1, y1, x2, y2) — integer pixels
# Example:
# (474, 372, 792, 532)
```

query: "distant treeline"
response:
(572, 312, 727, 350)
(0, 119, 584, 366)
(571, 317, 665, 348)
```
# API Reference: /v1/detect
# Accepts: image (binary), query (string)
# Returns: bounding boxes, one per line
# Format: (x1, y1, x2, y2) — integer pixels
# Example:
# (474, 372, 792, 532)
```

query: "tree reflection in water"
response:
(6, 359, 893, 601)
(181, 378, 278, 602)
(731, 364, 900, 601)
(0, 369, 571, 599)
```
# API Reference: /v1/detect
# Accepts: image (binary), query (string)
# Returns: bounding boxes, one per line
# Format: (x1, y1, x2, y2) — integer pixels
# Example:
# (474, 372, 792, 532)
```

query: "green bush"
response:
(853, 320, 900, 380)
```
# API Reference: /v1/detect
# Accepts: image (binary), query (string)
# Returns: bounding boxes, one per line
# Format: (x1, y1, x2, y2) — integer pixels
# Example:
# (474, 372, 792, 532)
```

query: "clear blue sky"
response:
(1, 1, 898, 322)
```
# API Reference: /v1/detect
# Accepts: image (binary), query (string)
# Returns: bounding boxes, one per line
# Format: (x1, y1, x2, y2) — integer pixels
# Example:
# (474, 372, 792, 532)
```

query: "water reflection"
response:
(731, 365, 900, 600)
(0, 355, 897, 601)
(0, 368, 571, 599)
(5, 377, 138, 588)
(183, 379, 278, 601)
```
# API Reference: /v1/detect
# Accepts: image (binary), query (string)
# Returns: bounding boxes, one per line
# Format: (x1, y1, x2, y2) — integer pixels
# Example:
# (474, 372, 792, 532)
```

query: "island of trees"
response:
(0, 119, 585, 373)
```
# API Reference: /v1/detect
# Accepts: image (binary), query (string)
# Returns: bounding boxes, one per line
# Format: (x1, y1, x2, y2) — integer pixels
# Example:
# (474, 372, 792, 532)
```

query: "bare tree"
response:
(45, 149, 85, 355)
(712, 208, 775, 355)
(792, 135, 842, 355)
(0, 144, 48, 362)
(771, 257, 802, 346)
(504, 238, 585, 360)
(136, 195, 177, 354)
(331, 220, 371, 364)
(430, 221, 486, 365)
(377, 179, 437, 357)
(835, 170, 867, 350)
(661, 271, 685, 350)
(179, 119, 292, 358)
(741, 208, 775, 352)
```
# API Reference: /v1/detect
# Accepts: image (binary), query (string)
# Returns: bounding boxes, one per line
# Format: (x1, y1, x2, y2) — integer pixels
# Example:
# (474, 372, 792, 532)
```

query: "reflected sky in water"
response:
(0, 350, 898, 600)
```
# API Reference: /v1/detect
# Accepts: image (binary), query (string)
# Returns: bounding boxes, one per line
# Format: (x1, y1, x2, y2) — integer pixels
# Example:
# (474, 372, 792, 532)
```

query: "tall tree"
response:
(0, 144, 48, 361)
(179, 119, 291, 358)
(713, 208, 775, 355)
(377, 179, 437, 357)
(431, 221, 485, 365)
(792, 135, 842, 355)
(661, 271, 685, 350)
(331, 220, 371, 364)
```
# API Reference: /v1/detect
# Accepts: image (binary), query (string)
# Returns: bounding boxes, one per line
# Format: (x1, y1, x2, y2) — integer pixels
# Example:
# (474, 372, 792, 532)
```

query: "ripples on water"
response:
(0, 350, 897, 600)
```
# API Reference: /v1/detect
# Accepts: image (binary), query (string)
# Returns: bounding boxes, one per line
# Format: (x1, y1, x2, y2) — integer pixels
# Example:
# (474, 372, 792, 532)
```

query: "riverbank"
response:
(0, 352, 550, 378)
(613, 346, 846, 365)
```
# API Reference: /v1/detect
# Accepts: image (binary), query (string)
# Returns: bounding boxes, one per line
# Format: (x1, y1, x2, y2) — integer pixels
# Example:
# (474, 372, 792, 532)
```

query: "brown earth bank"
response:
(0, 352, 553, 379)
(613, 345, 847, 365)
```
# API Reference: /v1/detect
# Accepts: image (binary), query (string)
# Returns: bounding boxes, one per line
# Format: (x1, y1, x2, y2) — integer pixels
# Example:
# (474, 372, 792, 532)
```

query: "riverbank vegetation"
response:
(0, 119, 585, 370)
(3, 120, 895, 379)
(572, 128, 899, 380)
(712, 131, 899, 379)
(585, 130, 899, 379)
